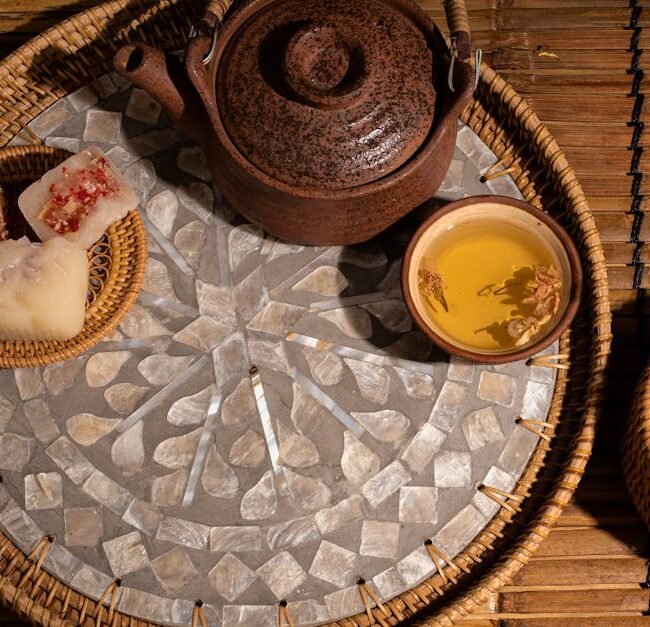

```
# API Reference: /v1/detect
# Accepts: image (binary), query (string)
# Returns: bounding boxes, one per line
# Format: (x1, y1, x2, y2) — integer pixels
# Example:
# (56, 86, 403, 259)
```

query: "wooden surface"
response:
(0, 0, 649, 625)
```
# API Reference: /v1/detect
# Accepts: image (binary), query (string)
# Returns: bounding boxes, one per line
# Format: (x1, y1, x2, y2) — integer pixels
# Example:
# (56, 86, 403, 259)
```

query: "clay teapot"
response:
(114, 0, 475, 245)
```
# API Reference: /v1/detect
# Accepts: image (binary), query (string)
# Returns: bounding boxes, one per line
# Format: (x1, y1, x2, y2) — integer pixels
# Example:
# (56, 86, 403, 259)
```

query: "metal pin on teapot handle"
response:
(448, 47, 482, 93)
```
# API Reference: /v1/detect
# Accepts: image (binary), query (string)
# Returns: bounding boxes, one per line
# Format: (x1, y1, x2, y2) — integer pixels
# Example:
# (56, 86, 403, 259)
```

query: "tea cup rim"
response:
(401, 195, 583, 364)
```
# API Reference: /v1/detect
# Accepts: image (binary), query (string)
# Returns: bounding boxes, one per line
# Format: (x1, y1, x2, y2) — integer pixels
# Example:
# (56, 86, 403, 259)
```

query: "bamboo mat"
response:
(0, 0, 649, 625)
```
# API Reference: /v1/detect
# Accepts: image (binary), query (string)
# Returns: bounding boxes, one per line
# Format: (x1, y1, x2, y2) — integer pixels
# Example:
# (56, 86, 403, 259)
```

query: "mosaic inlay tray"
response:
(0, 74, 557, 626)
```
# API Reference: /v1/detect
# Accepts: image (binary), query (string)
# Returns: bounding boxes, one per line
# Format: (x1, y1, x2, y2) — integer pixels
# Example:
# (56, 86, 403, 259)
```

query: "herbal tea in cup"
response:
(402, 197, 582, 363)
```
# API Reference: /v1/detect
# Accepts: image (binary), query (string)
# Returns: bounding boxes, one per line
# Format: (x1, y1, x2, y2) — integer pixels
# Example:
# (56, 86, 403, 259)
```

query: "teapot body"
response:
(190, 0, 473, 245)
(117, 0, 474, 245)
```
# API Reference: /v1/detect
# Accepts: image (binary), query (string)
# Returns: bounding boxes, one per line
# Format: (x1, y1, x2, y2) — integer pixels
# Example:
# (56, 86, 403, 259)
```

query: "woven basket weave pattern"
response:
(0, 1, 611, 626)
(623, 366, 650, 530)
(0, 145, 147, 368)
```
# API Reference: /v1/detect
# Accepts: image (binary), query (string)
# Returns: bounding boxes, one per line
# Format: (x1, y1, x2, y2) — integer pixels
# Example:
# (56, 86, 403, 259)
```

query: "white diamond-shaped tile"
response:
(69, 85, 99, 111)
(122, 499, 162, 536)
(462, 407, 504, 450)
(360, 520, 400, 559)
(0, 435, 32, 472)
(64, 507, 103, 547)
(310, 540, 357, 587)
(447, 357, 474, 383)
(126, 88, 162, 124)
(102, 531, 148, 577)
(257, 551, 307, 599)
(83, 110, 121, 143)
(478, 371, 517, 407)
(399, 487, 438, 523)
(208, 553, 257, 602)
(151, 547, 197, 592)
(361, 461, 411, 508)
(24, 473, 62, 510)
(434, 451, 472, 488)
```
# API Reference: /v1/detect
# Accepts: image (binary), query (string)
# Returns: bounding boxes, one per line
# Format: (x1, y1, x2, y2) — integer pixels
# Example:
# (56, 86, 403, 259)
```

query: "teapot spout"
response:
(114, 43, 209, 147)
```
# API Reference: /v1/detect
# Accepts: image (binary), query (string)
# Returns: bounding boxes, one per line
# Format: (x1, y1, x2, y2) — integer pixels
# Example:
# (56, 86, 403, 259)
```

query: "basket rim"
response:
(623, 360, 650, 530)
(0, 1, 612, 625)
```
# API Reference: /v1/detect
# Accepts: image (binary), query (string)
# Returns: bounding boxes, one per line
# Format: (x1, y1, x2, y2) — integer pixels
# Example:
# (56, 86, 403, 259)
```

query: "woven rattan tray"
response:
(0, 145, 147, 369)
(623, 363, 650, 530)
(0, 1, 611, 626)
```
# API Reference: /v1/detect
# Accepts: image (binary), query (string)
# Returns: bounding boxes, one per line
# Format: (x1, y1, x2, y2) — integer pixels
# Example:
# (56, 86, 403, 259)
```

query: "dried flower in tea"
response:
(504, 264, 562, 346)
(418, 267, 448, 313)
(521, 264, 562, 318)
(506, 316, 542, 347)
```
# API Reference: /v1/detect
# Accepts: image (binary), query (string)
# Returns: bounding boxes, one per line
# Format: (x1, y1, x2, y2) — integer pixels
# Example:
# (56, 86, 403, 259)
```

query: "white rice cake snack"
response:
(18, 146, 137, 250)
(0, 237, 88, 341)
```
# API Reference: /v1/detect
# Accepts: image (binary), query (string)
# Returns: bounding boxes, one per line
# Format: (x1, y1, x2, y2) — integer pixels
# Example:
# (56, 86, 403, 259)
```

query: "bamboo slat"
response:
(500, 589, 650, 613)
(473, 27, 634, 49)
(484, 49, 632, 71)
(589, 197, 641, 212)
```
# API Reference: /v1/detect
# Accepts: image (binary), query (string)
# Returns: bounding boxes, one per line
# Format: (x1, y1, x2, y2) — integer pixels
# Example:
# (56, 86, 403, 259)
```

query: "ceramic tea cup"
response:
(402, 196, 583, 364)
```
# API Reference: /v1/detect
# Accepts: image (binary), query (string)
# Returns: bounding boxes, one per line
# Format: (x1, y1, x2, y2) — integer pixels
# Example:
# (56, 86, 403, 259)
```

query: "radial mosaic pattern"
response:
(0, 73, 558, 626)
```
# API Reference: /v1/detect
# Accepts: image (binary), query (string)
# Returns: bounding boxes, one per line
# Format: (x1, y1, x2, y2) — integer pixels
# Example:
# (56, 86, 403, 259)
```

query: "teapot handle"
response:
(444, 0, 471, 60)
(205, 0, 236, 23)
(205, 0, 471, 59)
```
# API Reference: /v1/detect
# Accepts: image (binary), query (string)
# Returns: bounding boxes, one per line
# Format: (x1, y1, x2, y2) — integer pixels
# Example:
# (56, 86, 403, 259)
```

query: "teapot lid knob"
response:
(284, 24, 362, 106)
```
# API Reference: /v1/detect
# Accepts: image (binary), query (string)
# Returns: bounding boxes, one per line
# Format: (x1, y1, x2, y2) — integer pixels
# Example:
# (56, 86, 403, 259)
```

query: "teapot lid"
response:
(216, 0, 436, 190)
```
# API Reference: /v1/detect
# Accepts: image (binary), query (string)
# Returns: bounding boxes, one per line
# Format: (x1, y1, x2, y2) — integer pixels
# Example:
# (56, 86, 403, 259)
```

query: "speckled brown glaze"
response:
(217, 0, 436, 189)
(114, 0, 474, 245)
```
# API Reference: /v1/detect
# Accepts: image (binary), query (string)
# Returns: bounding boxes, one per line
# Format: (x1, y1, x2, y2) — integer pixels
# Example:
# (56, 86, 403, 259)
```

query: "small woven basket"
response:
(623, 363, 650, 530)
(0, 145, 147, 368)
